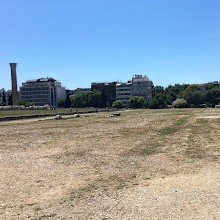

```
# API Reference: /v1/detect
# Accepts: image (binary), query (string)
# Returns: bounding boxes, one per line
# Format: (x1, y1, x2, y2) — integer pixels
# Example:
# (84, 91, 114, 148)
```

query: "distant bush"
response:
(172, 98, 187, 108)
(112, 100, 123, 109)
(18, 100, 35, 107)
(128, 96, 146, 109)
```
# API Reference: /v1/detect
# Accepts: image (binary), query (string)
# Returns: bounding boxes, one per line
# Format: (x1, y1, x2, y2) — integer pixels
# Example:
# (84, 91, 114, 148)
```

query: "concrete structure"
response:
(116, 81, 132, 106)
(9, 63, 19, 105)
(20, 77, 66, 106)
(132, 75, 153, 101)
(91, 82, 117, 106)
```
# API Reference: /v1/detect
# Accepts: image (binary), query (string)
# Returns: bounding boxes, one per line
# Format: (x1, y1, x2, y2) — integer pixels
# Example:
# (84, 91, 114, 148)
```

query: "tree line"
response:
(148, 83, 220, 109)
(3, 82, 217, 108)
(57, 90, 108, 108)
(57, 83, 220, 109)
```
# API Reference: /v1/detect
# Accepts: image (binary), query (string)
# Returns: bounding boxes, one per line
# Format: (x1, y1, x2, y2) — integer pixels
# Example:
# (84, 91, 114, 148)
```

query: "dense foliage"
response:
(18, 100, 35, 107)
(128, 96, 146, 109)
(55, 82, 220, 109)
(70, 90, 106, 108)
(182, 85, 204, 107)
(152, 83, 220, 108)
(56, 98, 66, 108)
(112, 100, 123, 109)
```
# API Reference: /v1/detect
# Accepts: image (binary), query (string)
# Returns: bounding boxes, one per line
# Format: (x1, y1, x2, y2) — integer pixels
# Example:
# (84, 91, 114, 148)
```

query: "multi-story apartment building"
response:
(132, 75, 153, 101)
(116, 81, 132, 106)
(20, 77, 66, 106)
(91, 82, 117, 106)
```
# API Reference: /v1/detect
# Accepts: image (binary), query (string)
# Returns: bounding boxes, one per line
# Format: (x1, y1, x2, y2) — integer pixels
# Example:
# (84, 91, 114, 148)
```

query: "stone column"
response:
(9, 63, 19, 105)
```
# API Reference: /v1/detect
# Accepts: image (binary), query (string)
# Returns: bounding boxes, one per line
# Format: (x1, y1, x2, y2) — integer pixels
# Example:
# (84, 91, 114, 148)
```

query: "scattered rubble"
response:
(107, 113, 121, 117)
(54, 114, 62, 120)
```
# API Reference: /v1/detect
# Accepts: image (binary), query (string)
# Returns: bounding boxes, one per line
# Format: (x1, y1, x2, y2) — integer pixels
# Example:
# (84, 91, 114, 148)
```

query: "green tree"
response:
(164, 84, 189, 105)
(148, 93, 167, 109)
(64, 93, 71, 108)
(177, 84, 189, 99)
(8, 94, 12, 105)
(88, 90, 102, 108)
(204, 87, 220, 107)
(183, 85, 204, 107)
(56, 98, 66, 108)
(128, 96, 146, 109)
(204, 82, 215, 91)
(112, 100, 123, 109)
(153, 86, 164, 95)
(2, 92, 6, 104)
(148, 98, 159, 109)
(70, 91, 89, 108)
(18, 100, 35, 107)
(164, 85, 177, 105)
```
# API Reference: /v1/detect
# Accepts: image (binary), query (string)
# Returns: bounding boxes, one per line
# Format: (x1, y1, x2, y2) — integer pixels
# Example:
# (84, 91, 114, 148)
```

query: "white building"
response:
(132, 75, 153, 101)
(20, 77, 66, 106)
(116, 81, 132, 106)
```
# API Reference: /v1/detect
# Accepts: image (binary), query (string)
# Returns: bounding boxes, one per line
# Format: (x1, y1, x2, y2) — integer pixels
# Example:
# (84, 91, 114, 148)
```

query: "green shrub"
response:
(128, 96, 146, 109)
(112, 100, 123, 109)
(172, 98, 187, 108)
(18, 100, 35, 107)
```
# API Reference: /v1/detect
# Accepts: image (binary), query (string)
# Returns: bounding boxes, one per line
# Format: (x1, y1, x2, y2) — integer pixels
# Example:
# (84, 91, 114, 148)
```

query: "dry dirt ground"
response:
(0, 109, 220, 220)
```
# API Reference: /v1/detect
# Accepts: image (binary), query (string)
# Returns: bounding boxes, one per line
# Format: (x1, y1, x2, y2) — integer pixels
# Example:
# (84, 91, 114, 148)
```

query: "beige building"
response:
(20, 77, 66, 106)
(132, 75, 153, 101)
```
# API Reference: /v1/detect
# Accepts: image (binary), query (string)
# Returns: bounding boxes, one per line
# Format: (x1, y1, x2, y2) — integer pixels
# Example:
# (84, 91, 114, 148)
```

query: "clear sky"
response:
(1, 0, 220, 90)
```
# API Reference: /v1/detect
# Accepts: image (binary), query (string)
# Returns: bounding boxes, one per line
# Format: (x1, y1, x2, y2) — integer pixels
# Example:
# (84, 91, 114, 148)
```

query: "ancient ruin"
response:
(9, 63, 19, 105)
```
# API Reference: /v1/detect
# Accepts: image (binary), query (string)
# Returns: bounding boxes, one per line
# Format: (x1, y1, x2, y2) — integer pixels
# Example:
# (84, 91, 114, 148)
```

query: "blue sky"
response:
(1, 0, 220, 90)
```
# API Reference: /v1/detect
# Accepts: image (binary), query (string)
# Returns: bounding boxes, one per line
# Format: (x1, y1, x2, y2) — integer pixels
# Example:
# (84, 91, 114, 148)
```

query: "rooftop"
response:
(26, 77, 56, 83)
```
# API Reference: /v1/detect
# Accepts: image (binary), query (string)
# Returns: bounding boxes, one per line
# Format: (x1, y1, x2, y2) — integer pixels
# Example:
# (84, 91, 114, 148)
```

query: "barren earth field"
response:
(0, 108, 220, 220)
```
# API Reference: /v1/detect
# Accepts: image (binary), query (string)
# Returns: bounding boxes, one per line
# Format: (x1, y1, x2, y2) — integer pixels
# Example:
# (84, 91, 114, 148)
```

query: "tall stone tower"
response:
(9, 63, 19, 105)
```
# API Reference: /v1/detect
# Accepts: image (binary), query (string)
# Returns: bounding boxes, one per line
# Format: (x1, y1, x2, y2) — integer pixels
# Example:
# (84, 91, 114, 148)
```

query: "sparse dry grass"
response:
(0, 108, 220, 219)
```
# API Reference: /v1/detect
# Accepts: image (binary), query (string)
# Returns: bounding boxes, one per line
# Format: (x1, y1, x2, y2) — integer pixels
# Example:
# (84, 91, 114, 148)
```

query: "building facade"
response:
(116, 81, 132, 106)
(132, 75, 153, 101)
(20, 77, 66, 106)
(91, 82, 117, 106)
